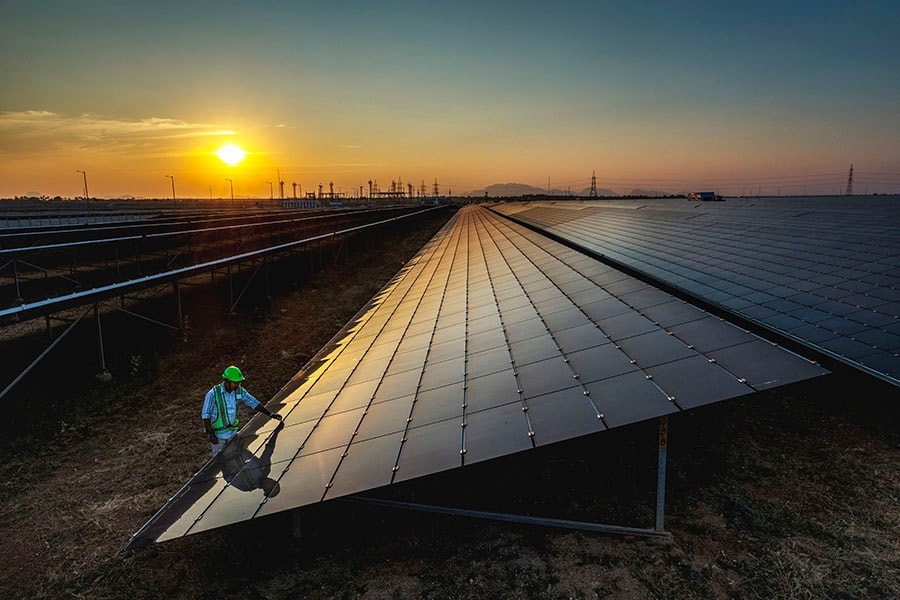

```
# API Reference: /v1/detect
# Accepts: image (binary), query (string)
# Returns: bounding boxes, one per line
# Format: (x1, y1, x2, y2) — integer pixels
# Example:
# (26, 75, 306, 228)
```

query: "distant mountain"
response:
(627, 188, 670, 197)
(577, 187, 620, 197)
(464, 182, 619, 198)
(466, 183, 552, 197)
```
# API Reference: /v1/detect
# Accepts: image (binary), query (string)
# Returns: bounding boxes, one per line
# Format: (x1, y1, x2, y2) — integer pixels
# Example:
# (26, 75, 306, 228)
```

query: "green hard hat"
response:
(222, 365, 245, 382)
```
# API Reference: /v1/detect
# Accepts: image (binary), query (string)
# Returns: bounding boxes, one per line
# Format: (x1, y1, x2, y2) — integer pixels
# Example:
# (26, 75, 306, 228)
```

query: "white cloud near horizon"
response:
(0, 110, 235, 157)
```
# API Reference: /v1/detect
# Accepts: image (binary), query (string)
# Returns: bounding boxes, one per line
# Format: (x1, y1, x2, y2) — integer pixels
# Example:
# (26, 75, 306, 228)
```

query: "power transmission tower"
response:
(433, 179, 439, 198)
(846, 164, 854, 196)
(589, 170, 598, 198)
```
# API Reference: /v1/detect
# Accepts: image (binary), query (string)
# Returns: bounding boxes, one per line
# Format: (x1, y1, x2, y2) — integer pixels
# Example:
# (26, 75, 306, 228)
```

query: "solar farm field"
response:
(1, 200, 898, 600)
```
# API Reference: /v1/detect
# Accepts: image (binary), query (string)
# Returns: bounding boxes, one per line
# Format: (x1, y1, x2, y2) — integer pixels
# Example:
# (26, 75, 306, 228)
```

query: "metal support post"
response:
(227, 265, 235, 313)
(13, 259, 22, 303)
(94, 303, 110, 380)
(174, 281, 184, 340)
(0, 307, 92, 402)
(291, 509, 303, 539)
(655, 416, 668, 532)
(344, 496, 670, 539)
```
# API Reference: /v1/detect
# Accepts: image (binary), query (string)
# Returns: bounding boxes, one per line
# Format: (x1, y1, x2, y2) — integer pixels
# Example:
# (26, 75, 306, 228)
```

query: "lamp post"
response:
(165, 175, 176, 203)
(76, 169, 89, 203)
(225, 178, 234, 207)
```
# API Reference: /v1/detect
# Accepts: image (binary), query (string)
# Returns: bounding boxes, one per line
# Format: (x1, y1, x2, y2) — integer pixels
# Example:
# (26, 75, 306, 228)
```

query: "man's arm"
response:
(241, 388, 283, 422)
(254, 404, 283, 421)
(202, 418, 218, 444)
(201, 389, 218, 443)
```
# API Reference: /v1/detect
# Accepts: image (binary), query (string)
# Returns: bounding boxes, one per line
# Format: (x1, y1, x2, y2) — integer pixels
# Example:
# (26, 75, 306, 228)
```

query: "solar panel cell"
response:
(323, 433, 404, 500)
(707, 341, 823, 390)
(510, 336, 562, 366)
(299, 408, 365, 455)
(526, 387, 606, 446)
(567, 343, 640, 383)
(504, 317, 549, 343)
(393, 419, 462, 483)
(518, 357, 582, 399)
(155, 477, 230, 542)
(644, 356, 751, 409)
(255, 447, 346, 517)
(616, 330, 697, 368)
(463, 402, 533, 465)
(354, 396, 415, 441)
(584, 371, 676, 427)
(413, 370, 466, 411)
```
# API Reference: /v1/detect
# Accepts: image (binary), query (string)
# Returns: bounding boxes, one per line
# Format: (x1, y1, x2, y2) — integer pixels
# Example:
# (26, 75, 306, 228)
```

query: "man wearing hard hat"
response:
(201, 365, 283, 456)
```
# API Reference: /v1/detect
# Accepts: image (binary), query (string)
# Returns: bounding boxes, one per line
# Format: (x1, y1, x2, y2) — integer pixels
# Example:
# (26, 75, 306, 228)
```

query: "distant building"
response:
(688, 191, 720, 201)
(282, 200, 320, 209)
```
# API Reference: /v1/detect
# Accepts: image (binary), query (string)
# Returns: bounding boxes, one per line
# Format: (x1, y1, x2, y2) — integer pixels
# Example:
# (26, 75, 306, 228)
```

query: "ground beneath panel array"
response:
(126, 204, 828, 549)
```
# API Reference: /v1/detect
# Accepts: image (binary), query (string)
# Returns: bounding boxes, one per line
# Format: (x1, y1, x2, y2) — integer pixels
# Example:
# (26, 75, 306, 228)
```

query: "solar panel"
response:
(492, 197, 900, 386)
(126, 204, 827, 548)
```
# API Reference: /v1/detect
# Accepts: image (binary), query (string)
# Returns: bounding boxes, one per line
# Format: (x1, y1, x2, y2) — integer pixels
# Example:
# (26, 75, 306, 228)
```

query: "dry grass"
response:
(1, 207, 899, 599)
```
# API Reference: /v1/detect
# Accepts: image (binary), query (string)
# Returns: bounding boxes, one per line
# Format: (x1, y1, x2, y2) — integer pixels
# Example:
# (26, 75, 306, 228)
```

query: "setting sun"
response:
(215, 143, 247, 166)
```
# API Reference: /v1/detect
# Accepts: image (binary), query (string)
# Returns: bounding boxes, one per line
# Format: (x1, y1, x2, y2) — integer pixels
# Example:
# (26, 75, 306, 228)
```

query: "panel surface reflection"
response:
(129, 204, 829, 549)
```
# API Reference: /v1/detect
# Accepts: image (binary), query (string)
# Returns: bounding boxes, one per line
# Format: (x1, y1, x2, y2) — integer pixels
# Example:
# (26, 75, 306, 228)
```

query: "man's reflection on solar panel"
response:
(217, 421, 284, 498)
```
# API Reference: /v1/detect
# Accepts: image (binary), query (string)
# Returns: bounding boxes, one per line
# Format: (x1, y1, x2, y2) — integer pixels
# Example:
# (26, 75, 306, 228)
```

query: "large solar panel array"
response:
(127, 205, 826, 548)
(491, 198, 900, 386)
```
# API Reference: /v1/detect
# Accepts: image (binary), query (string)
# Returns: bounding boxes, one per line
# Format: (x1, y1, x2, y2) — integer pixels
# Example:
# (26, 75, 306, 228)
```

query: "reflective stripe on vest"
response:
(211, 383, 242, 434)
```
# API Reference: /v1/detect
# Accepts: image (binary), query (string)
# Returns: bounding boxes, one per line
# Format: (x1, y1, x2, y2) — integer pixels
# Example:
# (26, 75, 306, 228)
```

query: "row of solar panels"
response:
(490, 197, 899, 386)
(126, 204, 827, 548)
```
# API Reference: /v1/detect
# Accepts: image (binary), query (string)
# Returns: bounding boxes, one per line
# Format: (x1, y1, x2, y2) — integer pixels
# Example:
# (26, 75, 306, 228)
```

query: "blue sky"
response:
(1, 1, 898, 197)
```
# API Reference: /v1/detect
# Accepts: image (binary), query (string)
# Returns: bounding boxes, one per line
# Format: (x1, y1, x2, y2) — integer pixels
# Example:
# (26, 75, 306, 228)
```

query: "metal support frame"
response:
(13, 258, 80, 286)
(0, 306, 92, 401)
(229, 260, 266, 313)
(656, 415, 668, 531)
(0, 208, 443, 401)
(347, 417, 672, 540)
(13, 259, 21, 301)
(134, 238, 143, 275)
(174, 281, 184, 338)
(93, 303, 109, 378)
(99, 299, 182, 332)
(227, 264, 234, 313)
(1, 292, 184, 401)
(264, 258, 271, 300)
(343, 496, 670, 540)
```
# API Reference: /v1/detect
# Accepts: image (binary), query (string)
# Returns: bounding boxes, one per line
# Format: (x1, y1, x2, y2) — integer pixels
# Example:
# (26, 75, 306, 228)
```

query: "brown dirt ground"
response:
(1, 208, 899, 600)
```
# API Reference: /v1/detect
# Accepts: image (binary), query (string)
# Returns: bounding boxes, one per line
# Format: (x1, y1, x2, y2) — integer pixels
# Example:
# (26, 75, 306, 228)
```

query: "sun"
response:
(215, 143, 247, 166)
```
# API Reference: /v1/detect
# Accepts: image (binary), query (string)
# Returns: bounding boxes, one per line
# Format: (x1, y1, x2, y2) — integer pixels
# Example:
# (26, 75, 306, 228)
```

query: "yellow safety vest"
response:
(210, 383, 242, 435)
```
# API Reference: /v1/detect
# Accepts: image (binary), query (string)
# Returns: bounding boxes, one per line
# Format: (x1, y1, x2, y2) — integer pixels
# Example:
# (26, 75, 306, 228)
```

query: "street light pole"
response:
(76, 169, 89, 202)
(165, 175, 176, 203)
(225, 178, 234, 207)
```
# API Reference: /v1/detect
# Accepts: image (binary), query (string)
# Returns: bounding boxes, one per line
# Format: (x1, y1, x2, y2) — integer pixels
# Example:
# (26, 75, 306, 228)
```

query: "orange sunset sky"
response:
(1, 1, 899, 199)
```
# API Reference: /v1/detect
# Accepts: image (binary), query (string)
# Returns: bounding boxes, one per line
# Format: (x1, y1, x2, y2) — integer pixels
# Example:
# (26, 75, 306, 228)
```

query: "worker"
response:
(202, 365, 282, 456)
